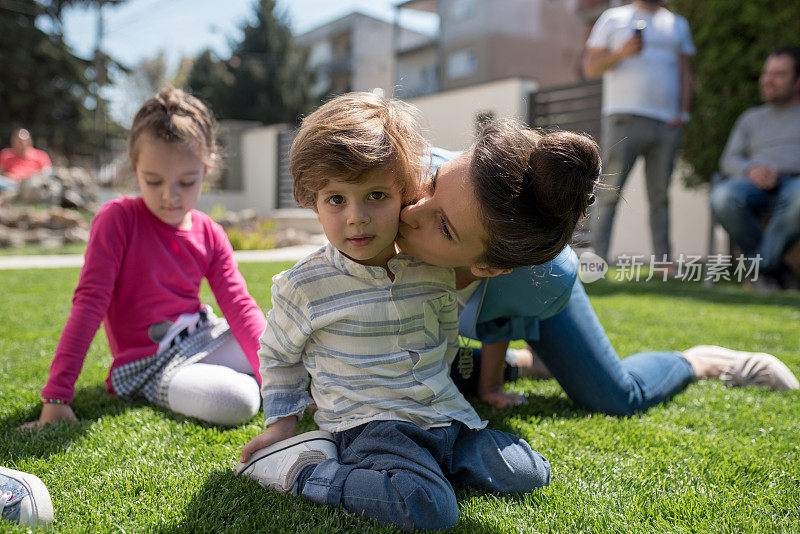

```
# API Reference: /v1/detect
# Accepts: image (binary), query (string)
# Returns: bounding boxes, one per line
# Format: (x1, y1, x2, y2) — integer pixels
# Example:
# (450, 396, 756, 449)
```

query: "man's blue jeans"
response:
(301, 420, 550, 530)
(709, 174, 800, 273)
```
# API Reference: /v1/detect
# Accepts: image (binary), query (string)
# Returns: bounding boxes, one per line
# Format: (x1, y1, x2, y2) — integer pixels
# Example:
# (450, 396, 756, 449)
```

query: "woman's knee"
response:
(167, 363, 260, 426)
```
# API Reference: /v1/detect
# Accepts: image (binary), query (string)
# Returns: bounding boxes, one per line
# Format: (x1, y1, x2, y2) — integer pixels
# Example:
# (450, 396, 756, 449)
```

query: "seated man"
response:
(0, 128, 52, 195)
(710, 45, 800, 289)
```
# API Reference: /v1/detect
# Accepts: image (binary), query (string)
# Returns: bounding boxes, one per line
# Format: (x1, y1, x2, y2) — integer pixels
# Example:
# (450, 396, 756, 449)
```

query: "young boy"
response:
(236, 92, 550, 530)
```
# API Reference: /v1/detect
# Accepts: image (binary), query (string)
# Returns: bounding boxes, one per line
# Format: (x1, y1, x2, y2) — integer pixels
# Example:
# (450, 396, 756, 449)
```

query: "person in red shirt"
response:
(0, 128, 52, 184)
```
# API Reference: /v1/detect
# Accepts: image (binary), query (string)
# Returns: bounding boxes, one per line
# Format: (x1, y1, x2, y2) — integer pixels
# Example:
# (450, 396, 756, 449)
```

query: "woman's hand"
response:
(239, 415, 298, 463)
(19, 403, 78, 430)
(477, 341, 529, 408)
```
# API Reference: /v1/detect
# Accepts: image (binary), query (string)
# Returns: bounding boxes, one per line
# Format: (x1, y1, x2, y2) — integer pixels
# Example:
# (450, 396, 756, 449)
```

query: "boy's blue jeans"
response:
(301, 420, 550, 530)
(710, 173, 800, 273)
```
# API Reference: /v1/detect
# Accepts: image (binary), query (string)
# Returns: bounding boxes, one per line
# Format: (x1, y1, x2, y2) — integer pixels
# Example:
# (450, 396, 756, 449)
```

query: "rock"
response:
(272, 228, 312, 248)
(49, 207, 85, 229)
(64, 226, 90, 244)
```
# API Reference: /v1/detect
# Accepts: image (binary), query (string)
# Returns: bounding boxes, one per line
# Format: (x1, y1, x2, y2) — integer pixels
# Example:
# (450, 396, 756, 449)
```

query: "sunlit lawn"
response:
(2, 263, 799, 532)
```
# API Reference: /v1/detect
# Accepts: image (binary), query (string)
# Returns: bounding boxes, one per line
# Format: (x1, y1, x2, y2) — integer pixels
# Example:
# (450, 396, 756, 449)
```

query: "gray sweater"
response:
(720, 101, 800, 177)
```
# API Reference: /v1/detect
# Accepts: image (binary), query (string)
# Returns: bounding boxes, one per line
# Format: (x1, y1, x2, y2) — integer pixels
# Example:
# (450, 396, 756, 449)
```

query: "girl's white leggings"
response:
(165, 335, 260, 427)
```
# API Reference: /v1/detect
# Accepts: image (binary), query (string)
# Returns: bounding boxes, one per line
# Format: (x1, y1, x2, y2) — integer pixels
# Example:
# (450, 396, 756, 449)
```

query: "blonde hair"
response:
(290, 92, 427, 209)
(128, 87, 217, 167)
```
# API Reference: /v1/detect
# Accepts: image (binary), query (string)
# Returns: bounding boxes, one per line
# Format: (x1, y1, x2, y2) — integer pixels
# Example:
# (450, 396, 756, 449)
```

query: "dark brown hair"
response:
(290, 92, 426, 208)
(470, 119, 601, 268)
(128, 87, 217, 167)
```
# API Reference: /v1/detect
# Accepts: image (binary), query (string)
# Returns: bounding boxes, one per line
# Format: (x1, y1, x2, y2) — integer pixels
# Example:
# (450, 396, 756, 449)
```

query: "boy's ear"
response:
(205, 153, 216, 175)
(469, 264, 512, 278)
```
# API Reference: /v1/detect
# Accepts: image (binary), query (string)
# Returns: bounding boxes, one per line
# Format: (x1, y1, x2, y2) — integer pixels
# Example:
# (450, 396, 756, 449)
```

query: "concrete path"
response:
(0, 244, 321, 270)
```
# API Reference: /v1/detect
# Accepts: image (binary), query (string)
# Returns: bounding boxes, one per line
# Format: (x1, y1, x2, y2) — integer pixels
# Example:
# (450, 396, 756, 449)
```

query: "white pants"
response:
(166, 335, 260, 427)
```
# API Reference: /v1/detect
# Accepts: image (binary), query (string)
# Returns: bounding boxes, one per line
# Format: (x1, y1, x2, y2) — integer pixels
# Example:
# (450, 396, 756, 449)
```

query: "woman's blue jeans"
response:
(453, 279, 696, 416)
(529, 279, 695, 416)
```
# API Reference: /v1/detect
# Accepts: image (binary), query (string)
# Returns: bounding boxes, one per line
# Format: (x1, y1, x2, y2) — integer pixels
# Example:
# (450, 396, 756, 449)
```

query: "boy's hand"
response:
(239, 415, 298, 463)
(19, 403, 78, 430)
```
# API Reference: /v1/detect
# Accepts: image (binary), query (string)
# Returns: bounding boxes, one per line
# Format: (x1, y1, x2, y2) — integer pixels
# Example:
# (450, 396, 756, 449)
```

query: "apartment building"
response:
(395, 0, 603, 98)
(295, 12, 430, 97)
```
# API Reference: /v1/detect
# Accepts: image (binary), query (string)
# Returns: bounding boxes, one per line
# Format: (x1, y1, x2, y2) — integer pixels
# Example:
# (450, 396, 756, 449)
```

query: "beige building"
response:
(295, 12, 430, 97)
(395, 0, 593, 97)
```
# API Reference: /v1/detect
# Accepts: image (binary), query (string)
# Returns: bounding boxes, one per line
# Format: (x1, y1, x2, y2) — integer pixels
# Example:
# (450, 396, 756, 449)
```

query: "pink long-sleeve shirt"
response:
(41, 197, 266, 403)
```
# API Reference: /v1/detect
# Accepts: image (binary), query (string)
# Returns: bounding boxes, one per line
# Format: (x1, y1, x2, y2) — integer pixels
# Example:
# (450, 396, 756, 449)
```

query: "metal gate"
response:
(528, 80, 603, 144)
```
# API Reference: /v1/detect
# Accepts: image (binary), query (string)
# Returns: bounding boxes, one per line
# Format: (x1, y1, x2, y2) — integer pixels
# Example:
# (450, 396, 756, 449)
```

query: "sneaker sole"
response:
(0, 467, 54, 526)
(235, 430, 335, 475)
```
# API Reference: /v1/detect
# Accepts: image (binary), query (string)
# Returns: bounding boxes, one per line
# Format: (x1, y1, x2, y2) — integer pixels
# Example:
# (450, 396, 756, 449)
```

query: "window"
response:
(449, 0, 477, 21)
(446, 49, 477, 79)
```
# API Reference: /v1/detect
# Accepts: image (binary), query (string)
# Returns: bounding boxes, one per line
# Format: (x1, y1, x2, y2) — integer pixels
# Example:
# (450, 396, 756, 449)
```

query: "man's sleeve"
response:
(586, 11, 612, 49)
(720, 111, 756, 177)
(678, 16, 696, 56)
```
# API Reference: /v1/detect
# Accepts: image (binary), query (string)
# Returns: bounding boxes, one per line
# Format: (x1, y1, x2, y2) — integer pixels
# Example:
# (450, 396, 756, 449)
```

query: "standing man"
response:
(0, 128, 52, 194)
(710, 46, 800, 290)
(584, 0, 694, 263)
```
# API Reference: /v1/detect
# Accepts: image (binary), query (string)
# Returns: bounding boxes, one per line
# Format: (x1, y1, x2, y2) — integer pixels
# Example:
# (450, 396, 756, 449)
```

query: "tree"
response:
(187, 0, 313, 124)
(0, 0, 127, 158)
(670, 0, 800, 184)
(119, 51, 174, 124)
(186, 49, 234, 118)
(0, 0, 94, 156)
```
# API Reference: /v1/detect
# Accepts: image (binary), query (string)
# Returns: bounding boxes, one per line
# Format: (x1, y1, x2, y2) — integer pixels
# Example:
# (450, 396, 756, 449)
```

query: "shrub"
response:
(670, 0, 800, 184)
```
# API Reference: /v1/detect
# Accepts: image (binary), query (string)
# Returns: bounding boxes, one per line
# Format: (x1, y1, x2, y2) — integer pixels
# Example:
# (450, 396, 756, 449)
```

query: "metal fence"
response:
(528, 80, 603, 144)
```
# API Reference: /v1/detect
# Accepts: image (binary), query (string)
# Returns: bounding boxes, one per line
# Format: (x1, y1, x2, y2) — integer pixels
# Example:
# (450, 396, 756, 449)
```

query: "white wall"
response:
(408, 77, 538, 149)
(240, 125, 280, 216)
(231, 80, 716, 259)
(607, 161, 719, 261)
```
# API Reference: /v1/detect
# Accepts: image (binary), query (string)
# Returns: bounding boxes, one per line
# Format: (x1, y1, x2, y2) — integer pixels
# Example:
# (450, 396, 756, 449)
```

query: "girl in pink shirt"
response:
(24, 88, 266, 428)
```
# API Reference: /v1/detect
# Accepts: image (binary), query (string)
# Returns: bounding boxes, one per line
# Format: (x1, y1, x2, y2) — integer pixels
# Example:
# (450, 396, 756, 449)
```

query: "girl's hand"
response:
(239, 415, 298, 463)
(20, 403, 78, 430)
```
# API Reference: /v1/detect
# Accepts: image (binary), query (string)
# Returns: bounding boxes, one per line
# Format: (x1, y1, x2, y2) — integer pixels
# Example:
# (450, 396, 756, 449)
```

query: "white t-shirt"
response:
(587, 4, 695, 122)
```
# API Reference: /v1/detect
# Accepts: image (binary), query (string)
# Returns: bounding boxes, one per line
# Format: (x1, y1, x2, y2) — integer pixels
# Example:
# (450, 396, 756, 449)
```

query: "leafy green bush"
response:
(671, 0, 800, 184)
(226, 222, 276, 251)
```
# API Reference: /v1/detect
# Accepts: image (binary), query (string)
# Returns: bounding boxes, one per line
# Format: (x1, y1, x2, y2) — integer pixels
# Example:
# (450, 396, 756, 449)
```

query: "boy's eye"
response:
(180, 181, 197, 188)
(327, 195, 344, 205)
(368, 191, 386, 201)
(145, 181, 162, 187)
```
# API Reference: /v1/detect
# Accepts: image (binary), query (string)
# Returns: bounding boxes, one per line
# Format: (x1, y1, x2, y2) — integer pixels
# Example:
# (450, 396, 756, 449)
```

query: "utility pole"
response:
(93, 0, 106, 174)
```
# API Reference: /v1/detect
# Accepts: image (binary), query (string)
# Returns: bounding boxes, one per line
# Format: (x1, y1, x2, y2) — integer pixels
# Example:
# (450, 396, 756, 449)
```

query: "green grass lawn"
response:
(2, 264, 799, 533)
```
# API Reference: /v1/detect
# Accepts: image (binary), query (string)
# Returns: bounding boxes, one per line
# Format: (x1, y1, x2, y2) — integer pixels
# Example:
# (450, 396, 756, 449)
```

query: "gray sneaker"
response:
(684, 345, 800, 391)
(0, 467, 54, 528)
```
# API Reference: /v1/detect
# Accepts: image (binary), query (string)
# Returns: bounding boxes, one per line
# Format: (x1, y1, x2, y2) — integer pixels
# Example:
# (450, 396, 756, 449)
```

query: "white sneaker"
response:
(235, 431, 337, 494)
(0, 466, 54, 528)
(684, 345, 800, 391)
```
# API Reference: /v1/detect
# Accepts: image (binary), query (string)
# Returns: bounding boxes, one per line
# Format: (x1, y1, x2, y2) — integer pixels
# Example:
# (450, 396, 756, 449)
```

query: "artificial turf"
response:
(2, 263, 798, 533)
